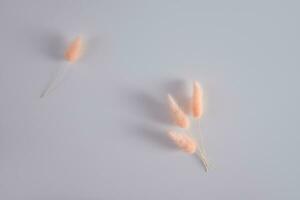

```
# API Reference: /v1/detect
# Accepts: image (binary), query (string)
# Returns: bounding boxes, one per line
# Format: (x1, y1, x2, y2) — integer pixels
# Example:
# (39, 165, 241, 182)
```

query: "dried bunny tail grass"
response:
(64, 36, 83, 62)
(192, 81, 204, 119)
(40, 36, 83, 98)
(168, 131, 197, 154)
(167, 94, 190, 128)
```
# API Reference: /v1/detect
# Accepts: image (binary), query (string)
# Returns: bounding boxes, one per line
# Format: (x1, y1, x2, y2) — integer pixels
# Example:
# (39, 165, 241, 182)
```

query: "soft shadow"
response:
(162, 79, 191, 114)
(37, 32, 66, 61)
(130, 90, 171, 125)
(121, 80, 192, 150)
(129, 124, 175, 150)
(121, 88, 175, 150)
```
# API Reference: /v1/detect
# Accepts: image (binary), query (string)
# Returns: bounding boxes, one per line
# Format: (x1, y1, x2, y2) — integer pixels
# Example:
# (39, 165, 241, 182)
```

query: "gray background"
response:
(1, 0, 300, 199)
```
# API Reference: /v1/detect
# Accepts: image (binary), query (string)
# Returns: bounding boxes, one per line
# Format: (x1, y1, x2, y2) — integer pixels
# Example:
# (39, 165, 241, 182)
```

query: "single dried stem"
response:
(64, 36, 83, 63)
(192, 81, 203, 119)
(167, 94, 190, 129)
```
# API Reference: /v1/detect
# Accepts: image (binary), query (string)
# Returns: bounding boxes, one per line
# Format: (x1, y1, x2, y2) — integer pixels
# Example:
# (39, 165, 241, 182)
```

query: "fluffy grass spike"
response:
(167, 94, 190, 128)
(64, 36, 83, 62)
(192, 81, 203, 119)
(168, 131, 197, 154)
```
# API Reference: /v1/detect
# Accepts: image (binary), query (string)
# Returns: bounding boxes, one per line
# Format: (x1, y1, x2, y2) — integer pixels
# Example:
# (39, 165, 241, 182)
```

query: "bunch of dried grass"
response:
(167, 81, 209, 172)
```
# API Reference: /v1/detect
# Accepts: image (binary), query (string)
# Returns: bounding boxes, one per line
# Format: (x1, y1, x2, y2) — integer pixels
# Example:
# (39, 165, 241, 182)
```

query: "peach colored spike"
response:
(64, 36, 83, 62)
(168, 131, 197, 154)
(167, 94, 190, 128)
(192, 81, 203, 119)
